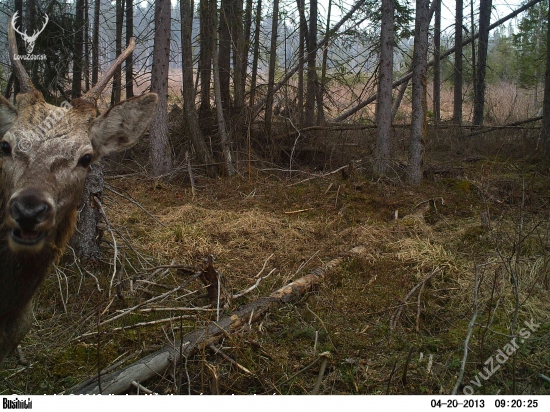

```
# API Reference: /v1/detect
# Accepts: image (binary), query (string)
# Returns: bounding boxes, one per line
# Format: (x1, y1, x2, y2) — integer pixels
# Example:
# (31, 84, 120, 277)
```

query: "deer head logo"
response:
(11, 11, 48, 54)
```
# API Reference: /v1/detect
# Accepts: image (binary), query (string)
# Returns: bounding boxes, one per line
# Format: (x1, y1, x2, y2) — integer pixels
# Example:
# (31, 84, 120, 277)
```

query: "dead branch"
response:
(390, 267, 442, 330)
(71, 246, 367, 394)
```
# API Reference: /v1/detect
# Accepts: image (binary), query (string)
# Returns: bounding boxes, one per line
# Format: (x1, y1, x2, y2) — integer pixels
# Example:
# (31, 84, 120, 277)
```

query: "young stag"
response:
(0, 24, 158, 367)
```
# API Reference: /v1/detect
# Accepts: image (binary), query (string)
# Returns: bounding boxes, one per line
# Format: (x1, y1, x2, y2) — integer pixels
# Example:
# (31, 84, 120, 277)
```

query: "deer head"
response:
(0, 22, 158, 257)
(11, 11, 48, 54)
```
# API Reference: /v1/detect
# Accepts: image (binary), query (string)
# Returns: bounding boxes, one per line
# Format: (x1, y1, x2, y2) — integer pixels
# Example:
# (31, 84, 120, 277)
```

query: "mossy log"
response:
(71, 247, 366, 394)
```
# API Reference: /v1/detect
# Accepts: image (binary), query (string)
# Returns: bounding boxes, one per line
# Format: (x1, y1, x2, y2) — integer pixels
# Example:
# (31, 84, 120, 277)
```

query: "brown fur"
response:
(0, 89, 157, 367)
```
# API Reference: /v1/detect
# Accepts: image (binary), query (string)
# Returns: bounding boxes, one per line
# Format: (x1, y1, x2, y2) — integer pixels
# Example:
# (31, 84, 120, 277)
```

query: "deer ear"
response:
(90, 93, 158, 159)
(0, 95, 17, 138)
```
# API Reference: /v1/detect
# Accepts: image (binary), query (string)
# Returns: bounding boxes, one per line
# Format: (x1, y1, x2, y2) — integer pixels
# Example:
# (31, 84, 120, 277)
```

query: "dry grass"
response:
(1, 131, 549, 395)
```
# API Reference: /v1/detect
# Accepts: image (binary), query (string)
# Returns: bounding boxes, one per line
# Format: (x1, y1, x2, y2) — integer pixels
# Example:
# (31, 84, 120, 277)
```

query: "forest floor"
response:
(1, 128, 550, 395)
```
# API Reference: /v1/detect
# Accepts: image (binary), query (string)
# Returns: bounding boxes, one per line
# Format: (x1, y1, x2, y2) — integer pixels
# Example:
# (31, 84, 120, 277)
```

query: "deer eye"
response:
(78, 153, 93, 168)
(1, 141, 11, 156)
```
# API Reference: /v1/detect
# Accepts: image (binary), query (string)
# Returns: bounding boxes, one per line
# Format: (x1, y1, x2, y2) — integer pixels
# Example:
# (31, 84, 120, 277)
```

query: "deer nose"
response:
(9, 192, 52, 230)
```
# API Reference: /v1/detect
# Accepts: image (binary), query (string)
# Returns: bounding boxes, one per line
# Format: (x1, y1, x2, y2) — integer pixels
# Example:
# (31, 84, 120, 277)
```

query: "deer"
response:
(11, 11, 49, 55)
(0, 21, 158, 368)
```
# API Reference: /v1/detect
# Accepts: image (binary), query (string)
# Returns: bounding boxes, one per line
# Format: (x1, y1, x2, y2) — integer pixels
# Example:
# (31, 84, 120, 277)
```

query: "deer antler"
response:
(82, 37, 135, 104)
(8, 13, 35, 93)
(11, 11, 27, 38)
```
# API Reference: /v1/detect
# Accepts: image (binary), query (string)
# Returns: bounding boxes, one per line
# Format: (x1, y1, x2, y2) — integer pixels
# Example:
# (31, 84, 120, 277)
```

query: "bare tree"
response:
(406, 0, 430, 185)
(92, 0, 100, 86)
(199, 0, 215, 127)
(317, 0, 332, 126)
(111, 0, 124, 105)
(304, 0, 318, 127)
(72, 0, 84, 98)
(297, 0, 306, 125)
(473, 0, 492, 125)
(248, 0, 262, 107)
(149, 0, 173, 176)
(433, 0, 441, 123)
(542, 3, 550, 156)
(212, 7, 236, 176)
(181, 0, 217, 177)
(219, 0, 232, 114)
(125, 0, 134, 98)
(264, 0, 279, 138)
(453, 0, 463, 125)
(374, 0, 395, 177)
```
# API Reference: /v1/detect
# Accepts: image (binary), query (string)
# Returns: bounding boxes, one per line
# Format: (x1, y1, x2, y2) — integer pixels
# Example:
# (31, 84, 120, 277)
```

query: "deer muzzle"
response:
(6, 188, 55, 249)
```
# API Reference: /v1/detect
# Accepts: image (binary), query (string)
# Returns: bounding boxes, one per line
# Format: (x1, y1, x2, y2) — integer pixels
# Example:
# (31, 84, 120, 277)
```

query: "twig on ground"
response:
(233, 268, 276, 298)
(105, 184, 166, 227)
(311, 352, 331, 394)
(209, 343, 252, 375)
(452, 265, 480, 395)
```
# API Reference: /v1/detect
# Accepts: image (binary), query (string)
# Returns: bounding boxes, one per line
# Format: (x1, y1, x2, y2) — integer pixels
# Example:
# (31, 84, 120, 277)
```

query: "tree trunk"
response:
(473, 0, 492, 125)
(125, 0, 134, 98)
(232, 0, 245, 130)
(373, 0, 394, 177)
(297, 0, 307, 125)
(212, 9, 236, 176)
(406, 0, 430, 185)
(542, 4, 550, 156)
(241, 0, 253, 106)
(111, 0, 123, 105)
(433, 0, 441, 123)
(248, 0, 262, 107)
(181, 0, 218, 177)
(84, 0, 90, 92)
(317, 0, 332, 126)
(149, 0, 173, 177)
(219, 0, 232, 115)
(304, 0, 318, 127)
(92, 0, 100, 87)
(72, 0, 84, 99)
(391, 78, 409, 122)
(199, 0, 215, 129)
(12, 0, 23, 98)
(264, 0, 279, 138)
(453, 0, 463, 125)
(71, 163, 104, 262)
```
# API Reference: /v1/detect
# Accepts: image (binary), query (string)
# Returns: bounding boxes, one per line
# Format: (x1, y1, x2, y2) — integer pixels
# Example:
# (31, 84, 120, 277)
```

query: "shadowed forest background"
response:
(0, 0, 550, 395)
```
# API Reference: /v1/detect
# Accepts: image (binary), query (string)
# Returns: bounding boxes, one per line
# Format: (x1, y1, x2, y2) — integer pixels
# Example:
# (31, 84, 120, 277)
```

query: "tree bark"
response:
(72, 0, 85, 99)
(542, 4, 550, 156)
(232, 0, 245, 129)
(125, 0, 134, 98)
(264, 0, 279, 138)
(181, 0, 218, 177)
(218, 0, 232, 115)
(304, 0, 318, 127)
(149, 0, 173, 177)
(92, 0, 100, 87)
(373, 0, 394, 177)
(111, 0, 124, 105)
(212, 9, 236, 176)
(198, 0, 215, 129)
(433, 0, 441, 123)
(453, 0, 463, 125)
(297, 0, 307, 126)
(317, 0, 332, 126)
(248, 0, 262, 108)
(473, 0, 492, 125)
(71, 163, 104, 262)
(84, 0, 90, 92)
(406, 0, 430, 185)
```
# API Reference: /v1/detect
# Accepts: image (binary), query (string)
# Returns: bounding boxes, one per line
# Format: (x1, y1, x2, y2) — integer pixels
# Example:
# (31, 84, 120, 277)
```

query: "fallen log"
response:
(71, 246, 367, 394)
